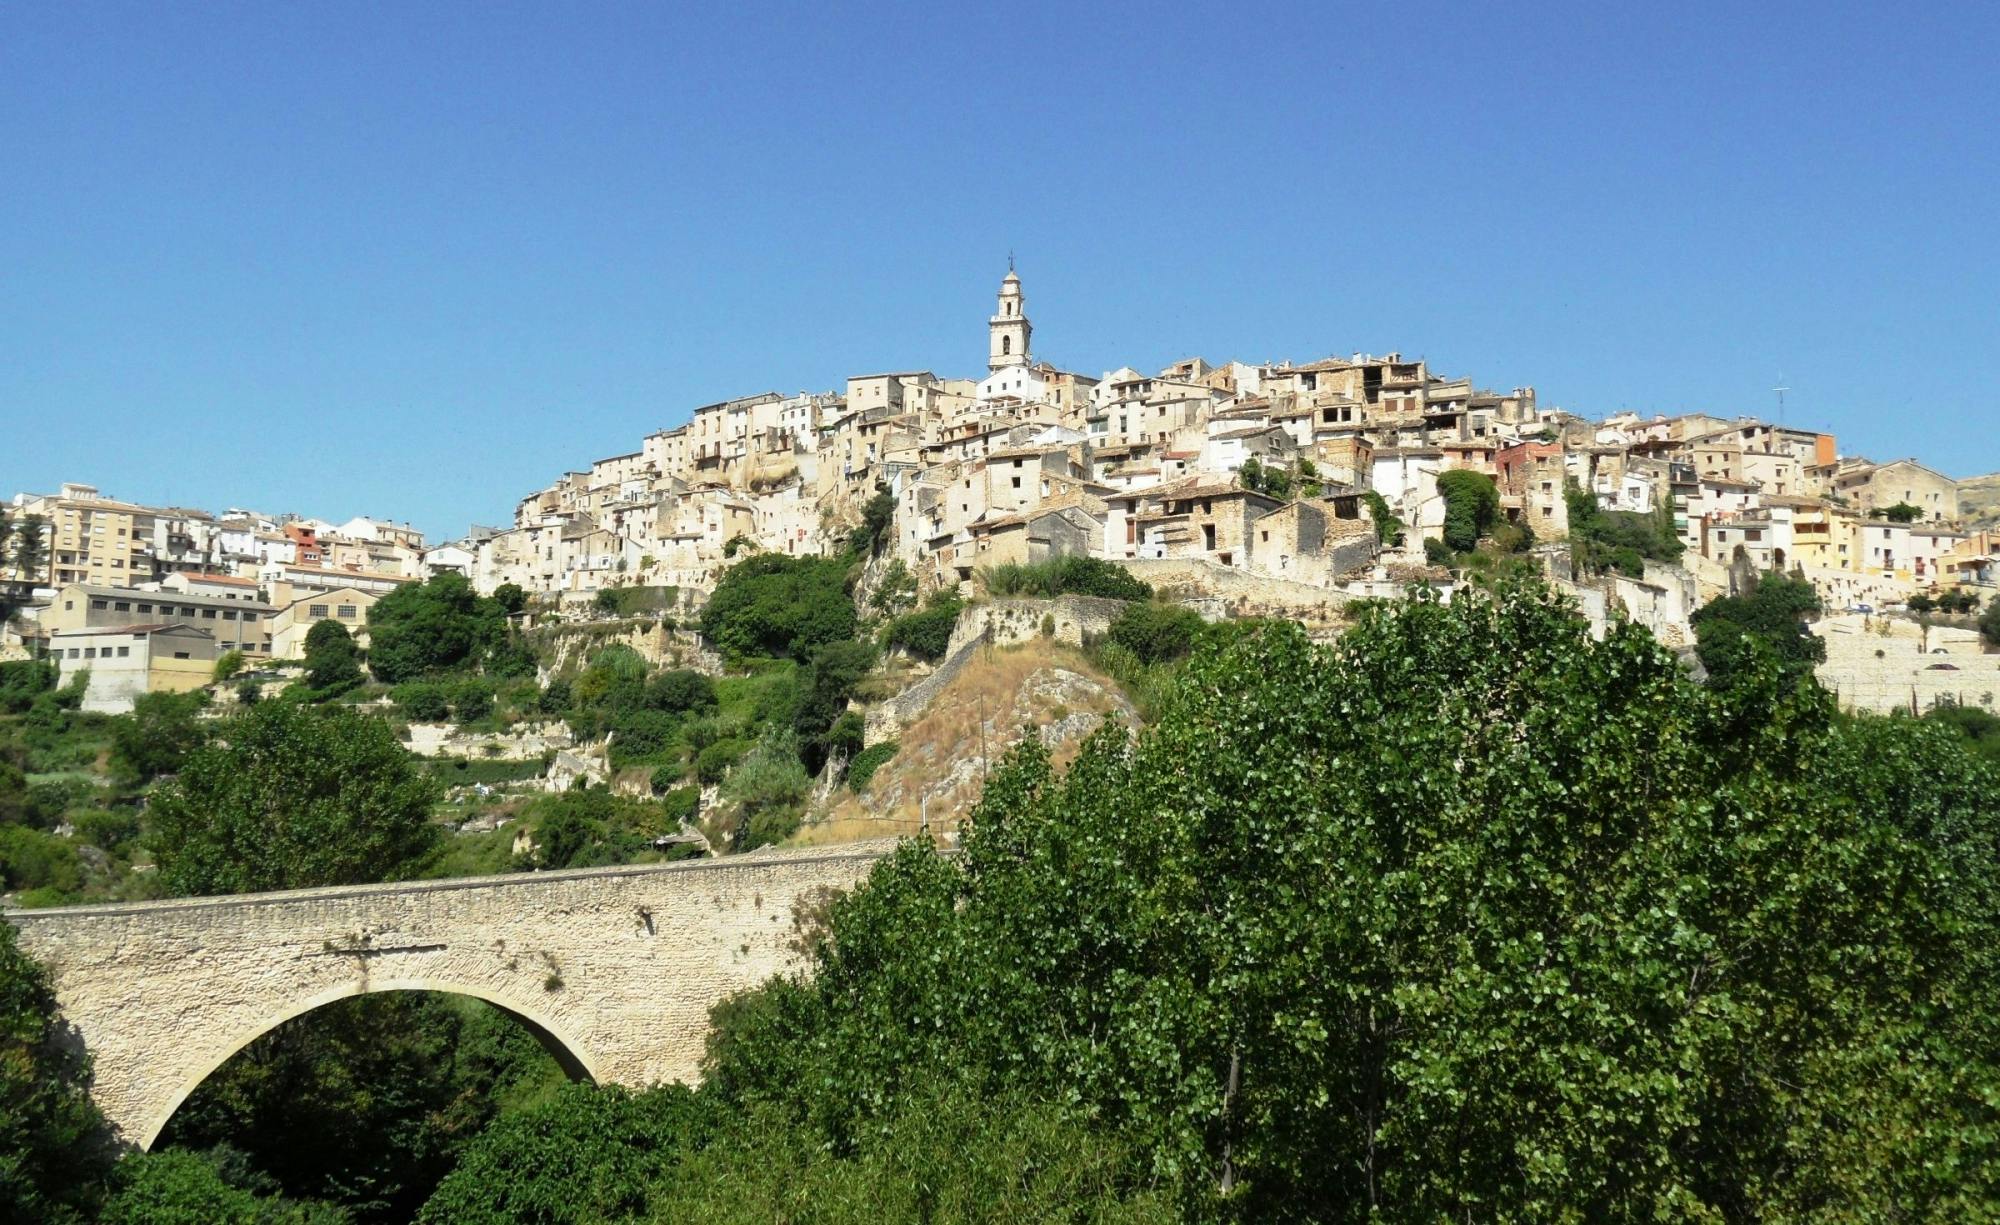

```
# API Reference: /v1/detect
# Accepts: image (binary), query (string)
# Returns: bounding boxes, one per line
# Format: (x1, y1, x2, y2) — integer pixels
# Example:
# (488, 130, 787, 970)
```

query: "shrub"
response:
(699, 554, 857, 662)
(1106, 602, 1206, 666)
(1423, 537, 1451, 565)
(393, 681, 451, 722)
(884, 593, 963, 662)
(846, 740, 898, 792)
(980, 556, 1151, 601)
(449, 678, 496, 723)
(71, 808, 140, 852)
(696, 739, 748, 786)
(650, 763, 685, 795)
(1438, 469, 1500, 553)
(611, 710, 678, 765)
(212, 650, 245, 683)
(658, 785, 700, 826)
(644, 669, 718, 715)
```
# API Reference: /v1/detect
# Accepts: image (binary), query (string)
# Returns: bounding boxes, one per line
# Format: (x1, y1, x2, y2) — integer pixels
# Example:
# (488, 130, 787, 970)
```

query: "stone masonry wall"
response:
(6, 845, 888, 1148)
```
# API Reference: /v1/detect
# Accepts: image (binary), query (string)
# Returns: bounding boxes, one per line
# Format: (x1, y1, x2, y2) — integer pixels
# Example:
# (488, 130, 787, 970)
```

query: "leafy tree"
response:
(1908, 591, 1936, 614)
(98, 1148, 340, 1225)
(161, 994, 564, 1221)
(609, 709, 677, 764)
(1927, 703, 2000, 764)
(9, 514, 47, 583)
(1261, 466, 1294, 501)
(110, 689, 210, 783)
(0, 921, 114, 1223)
(448, 677, 495, 723)
(1692, 571, 1826, 686)
(845, 740, 898, 793)
(1238, 456, 1265, 494)
(491, 583, 528, 614)
(847, 483, 897, 558)
(696, 739, 748, 786)
(643, 669, 718, 715)
(392, 681, 451, 722)
(793, 639, 877, 775)
(213, 650, 246, 683)
(365, 574, 511, 683)
(1567, 483, 1685, 576)
(699, 554, 857, 662)
(303, 620, 364, 695)
(1106, 601, 1206, 665)
(416, 1083, 711, 1225)
(0, 659, 56, 714)
(1983, 598, 2000, 647)
(0, 823, 85, 897)
(882, 590, 963, 661)
(1437, 469, 1500, 553)
(1363, 490, 1405, 548)
(1879, 501, 1924, 523)
(149, 702, 441, 895)
(705, 584, 2000, 1218)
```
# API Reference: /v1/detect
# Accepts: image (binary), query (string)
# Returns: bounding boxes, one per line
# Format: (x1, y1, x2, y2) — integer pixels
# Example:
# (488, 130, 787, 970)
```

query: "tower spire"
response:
(988, 263, 1031, 372)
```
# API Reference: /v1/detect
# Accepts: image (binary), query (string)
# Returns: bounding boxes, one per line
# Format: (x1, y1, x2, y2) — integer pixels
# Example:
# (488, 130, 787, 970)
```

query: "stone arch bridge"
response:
(6, 845, 890, 1148)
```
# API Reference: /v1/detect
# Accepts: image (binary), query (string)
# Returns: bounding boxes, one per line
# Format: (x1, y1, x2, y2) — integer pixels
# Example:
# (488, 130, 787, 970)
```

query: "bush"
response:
(610, 709, 678, 765)
(650, 763, 685, 794)
(1438, 470, 1500, 553)
(658, 785, 700, 826)
(1106, 602, 1206, 666)
(1982, 600, 2000, 647)
(644, 669, 718, 715)
(696, 739, 749, 786)
(883, 593, 963, 661)
(846, 740, 898, 792)
(393, 681, 451, 722)
(449, 678, 495, 723)
(699, 554, 857, 662)
(980, 555, 1151, 601)
(1423, 537, 1451, 565)
(71, 808, 140, 852)
(212, 650, 245, 683)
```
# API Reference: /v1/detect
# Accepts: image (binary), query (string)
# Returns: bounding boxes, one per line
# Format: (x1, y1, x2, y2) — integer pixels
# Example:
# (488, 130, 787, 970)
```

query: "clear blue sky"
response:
(5, 2, 1995, 539)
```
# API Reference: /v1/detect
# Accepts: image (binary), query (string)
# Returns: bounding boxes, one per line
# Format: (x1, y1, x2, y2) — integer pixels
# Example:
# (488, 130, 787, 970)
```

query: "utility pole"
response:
(1772, 376, 1790, 428)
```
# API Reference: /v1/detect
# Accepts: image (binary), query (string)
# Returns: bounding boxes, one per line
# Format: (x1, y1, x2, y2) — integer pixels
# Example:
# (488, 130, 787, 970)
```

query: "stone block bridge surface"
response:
(5, 845, 892, 1148)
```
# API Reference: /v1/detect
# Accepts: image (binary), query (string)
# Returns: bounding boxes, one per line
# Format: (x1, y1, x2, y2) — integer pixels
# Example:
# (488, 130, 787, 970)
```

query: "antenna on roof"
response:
(1772, 376, 1790, 428)
(1007, 250, 1015, 273)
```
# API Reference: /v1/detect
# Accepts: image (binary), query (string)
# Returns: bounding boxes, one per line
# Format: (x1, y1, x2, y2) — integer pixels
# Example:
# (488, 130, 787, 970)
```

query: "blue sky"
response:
(4, 2, 1995, 539)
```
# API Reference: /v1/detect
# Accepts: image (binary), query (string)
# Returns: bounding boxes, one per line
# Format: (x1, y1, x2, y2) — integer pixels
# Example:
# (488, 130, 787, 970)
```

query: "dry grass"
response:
(800, 640, 1133, 846)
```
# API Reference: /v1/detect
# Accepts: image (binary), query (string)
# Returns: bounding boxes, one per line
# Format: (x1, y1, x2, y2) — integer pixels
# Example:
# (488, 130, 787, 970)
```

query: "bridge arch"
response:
(139, 976, 601, 1150)
(6, 846, 889, 1149)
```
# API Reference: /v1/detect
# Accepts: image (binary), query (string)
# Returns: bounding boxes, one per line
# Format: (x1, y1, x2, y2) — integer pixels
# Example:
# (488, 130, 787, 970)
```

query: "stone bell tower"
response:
(988, 260, 1031, 372)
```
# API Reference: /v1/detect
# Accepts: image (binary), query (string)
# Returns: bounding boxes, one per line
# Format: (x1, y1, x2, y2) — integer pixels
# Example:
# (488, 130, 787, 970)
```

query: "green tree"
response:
(417, 1083, 710, 1225)
(699, 553, 857, 662)
(149, 702, 441, 895)
(1105, 601, 1206, 665)
(1982, 598, 2000, 647)
(643, 668, 718, 715)
(882, 590, 963, 662)
(847, 483, 897, 558)
(706, 584, 2000, 1218)
(9, 514, 48, 583)
(0, 922, 114, 1223)
(1691, 571, 1826, 686)
(303, 620, 364, 694)
(365, 573, 510, 683)
(213, 649, 246, 683)
(110, 689, 211, 783)
(793, 639, 876, 775)
(1436, 469, 1500, 553)
(492, 583, 528, 614)
(1363, 490, 1405, 548)
(99, 1149, 340, 1225)
(1238, 456, 1265, 494)
(1879, 501, 1924, 523)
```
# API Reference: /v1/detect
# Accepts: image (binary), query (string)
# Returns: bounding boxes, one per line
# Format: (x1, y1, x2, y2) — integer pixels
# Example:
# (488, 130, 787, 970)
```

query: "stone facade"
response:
(5, 846, 889, 1148)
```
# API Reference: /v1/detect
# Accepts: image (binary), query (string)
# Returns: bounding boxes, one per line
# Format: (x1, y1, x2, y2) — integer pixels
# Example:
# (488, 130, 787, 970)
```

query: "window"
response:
(173, 651, 191, 660)
(337, 605, 357, 619)
(1011, 477, 1021, 489)
(201, 609, 217, 619)
(309, 604, 329, 618)
(137, 603, 152, 613)
(67, 648, 79, 659)
(180, 606, 196, 617)
(91, 599, 108, 610)
(241, 612, 257, 623)
(223, 609, 237, 620)
(1203, 524, 1217, 550)
(116, 646, 130, 658)
(113, 600, 129, 611)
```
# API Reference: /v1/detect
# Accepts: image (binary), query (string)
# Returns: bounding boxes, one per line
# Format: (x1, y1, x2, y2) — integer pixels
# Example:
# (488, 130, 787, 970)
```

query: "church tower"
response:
(988, 263, 1031, 372)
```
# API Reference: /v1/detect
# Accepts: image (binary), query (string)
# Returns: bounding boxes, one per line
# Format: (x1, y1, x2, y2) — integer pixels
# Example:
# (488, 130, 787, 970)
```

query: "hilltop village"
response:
(3, 268, 1997, 719)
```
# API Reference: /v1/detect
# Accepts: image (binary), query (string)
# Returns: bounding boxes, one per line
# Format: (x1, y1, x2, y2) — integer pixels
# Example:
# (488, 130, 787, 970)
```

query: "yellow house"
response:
(268, 586, 382, 660)
(50, 623, 216, 714)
